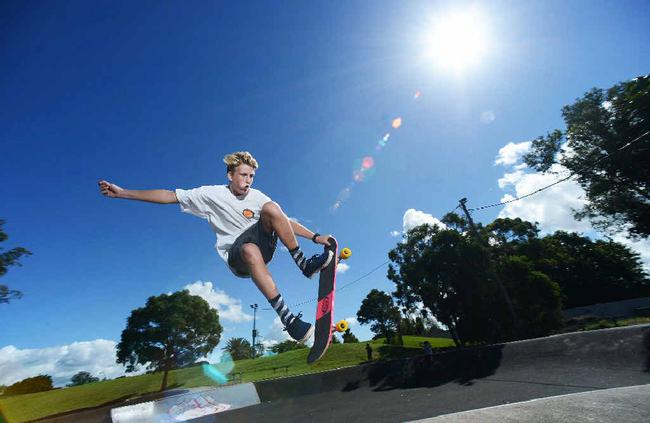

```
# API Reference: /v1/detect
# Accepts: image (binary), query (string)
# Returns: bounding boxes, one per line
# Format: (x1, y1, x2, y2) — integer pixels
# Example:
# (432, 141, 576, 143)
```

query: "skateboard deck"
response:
(307, 237, 338, 364)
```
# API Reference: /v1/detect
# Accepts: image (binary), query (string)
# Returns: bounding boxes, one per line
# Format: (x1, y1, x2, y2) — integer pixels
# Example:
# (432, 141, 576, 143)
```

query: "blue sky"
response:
(1, 0, 649, 386)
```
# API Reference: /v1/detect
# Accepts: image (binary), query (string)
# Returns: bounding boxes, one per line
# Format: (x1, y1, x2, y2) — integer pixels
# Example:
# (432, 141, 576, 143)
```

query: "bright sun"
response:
(422, 9, 489, 72)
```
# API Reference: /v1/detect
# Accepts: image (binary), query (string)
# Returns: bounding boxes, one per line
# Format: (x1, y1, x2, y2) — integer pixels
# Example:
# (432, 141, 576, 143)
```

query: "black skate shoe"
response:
(285, 313, 314, 343)
(301, 249, 334, 279)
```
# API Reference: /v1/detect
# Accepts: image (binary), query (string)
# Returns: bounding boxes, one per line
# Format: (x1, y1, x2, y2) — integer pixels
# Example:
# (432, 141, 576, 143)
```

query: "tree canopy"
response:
(356, 289, 401, 344)
(222, 337, 255, 360)
(342, 328, 359, 343)
(68, 371, 100, 387)
(270, 340, 307, 354)
(523, 75, 650, 238)
(388, 222, 503, 346)
(535, 231, 650, 307)
(4, 375, 53, 396)
(0, 219, 32, 304)
(116, 290, 222, 391)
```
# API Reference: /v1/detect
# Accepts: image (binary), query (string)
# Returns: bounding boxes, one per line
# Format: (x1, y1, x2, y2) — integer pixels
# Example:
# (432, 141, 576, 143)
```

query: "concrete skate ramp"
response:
(256, 324, 649, 401)
(220, 325, 650, 422)
(412, 384, 650, 423)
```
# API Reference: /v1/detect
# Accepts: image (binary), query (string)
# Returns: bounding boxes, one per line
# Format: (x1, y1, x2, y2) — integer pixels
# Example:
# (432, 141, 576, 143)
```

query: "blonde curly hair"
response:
(223, 151, 259, 173)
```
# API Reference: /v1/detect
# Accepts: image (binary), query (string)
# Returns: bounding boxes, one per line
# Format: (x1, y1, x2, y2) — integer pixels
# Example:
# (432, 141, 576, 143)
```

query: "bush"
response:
(4, 375, 53, 396)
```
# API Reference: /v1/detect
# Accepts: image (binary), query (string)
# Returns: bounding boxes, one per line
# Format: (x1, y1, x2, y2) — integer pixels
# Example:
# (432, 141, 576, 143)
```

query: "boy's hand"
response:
(98, 180, 125, 198)
(314, 234, 332, 247)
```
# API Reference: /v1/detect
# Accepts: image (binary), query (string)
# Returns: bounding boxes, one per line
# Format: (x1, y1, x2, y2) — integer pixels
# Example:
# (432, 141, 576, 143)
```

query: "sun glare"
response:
(422, 8, 489, 72)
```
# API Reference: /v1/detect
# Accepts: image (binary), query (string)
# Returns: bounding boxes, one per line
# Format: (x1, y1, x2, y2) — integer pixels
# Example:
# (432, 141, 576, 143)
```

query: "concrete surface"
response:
(410, 384, 650, 422)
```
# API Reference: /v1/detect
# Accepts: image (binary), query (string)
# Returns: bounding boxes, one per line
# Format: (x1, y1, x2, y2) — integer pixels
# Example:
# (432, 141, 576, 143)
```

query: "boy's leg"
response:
(260, 201, 298, 251)
(240, 243, 278, 300)
(240, 243, 313, 342)
(260, 202, 332, 278)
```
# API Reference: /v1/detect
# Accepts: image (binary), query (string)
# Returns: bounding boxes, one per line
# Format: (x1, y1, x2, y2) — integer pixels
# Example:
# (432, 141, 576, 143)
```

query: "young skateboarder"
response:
(98, 151, 332, 343)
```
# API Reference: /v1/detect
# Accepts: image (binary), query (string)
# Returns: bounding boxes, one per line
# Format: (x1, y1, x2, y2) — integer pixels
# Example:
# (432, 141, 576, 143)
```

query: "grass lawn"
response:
(0, 336, 454, 422)
(581, 316, 650, 331)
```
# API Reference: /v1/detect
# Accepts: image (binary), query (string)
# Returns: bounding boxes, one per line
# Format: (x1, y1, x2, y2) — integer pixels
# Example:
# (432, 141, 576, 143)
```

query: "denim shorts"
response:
(227, 221, 278, 277)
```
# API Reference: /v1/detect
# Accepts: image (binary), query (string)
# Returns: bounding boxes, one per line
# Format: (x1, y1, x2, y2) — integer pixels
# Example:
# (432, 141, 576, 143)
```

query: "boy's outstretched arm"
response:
(288, 219, 331, 247)
(98, 180, 178, 204)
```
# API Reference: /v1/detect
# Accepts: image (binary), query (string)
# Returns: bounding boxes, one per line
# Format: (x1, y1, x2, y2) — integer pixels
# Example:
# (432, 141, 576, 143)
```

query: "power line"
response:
(468, 129, 650, 212)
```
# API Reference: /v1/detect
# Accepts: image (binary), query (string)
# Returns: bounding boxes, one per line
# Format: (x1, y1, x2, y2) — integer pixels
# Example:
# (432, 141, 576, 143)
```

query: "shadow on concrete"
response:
(350, 344, 504, 392)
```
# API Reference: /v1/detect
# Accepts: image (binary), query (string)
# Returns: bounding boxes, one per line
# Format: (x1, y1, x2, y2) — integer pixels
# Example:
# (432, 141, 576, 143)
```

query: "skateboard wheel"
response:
(335, 320, 348, 332)
(340, 247, 352, 260)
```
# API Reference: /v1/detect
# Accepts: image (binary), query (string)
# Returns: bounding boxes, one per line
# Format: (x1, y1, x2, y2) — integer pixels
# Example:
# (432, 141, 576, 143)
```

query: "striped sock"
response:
(289, 246, 306, 271)
(269, 294, 296, 327)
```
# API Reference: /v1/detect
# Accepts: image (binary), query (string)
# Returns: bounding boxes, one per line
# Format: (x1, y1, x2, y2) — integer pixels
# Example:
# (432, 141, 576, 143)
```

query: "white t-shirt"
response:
(175, 185, 272, 264)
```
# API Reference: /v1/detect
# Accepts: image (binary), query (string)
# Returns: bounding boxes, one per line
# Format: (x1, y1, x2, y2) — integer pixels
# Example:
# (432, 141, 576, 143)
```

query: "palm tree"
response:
(221, 337, 254, 360)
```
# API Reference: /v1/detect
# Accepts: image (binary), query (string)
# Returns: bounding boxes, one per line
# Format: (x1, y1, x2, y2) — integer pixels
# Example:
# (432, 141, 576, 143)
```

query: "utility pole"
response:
(250, 304, 258, 358)
(458, 198, 519, 339)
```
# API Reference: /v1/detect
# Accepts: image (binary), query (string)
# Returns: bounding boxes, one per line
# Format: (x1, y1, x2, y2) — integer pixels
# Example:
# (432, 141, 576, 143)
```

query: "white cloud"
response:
(337, 263, 350, 274)
(389, 230, 402, 237)
(494, 141, 532, 166)
(497, 160, 591, 233)
(494, 142, 649, 271)
(260, 317, 292, 348)
(0, 340, 142, 387)
(183, 281, 253, 323)
(497, 169, 525, 189)
(402, 209, 446, 233)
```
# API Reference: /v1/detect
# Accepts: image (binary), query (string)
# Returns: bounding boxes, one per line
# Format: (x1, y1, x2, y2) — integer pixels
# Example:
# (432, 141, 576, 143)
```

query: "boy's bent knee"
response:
(261, 201, 283, 217)
(240, 243, 262, 263)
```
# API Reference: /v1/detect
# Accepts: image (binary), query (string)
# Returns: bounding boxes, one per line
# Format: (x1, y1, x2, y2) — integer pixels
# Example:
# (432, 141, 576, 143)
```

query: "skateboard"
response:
(307, 237, 352, 364)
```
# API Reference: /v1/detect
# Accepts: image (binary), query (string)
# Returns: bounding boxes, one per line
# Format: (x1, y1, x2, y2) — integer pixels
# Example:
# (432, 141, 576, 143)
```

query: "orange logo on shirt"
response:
(243, 209, 255, 219)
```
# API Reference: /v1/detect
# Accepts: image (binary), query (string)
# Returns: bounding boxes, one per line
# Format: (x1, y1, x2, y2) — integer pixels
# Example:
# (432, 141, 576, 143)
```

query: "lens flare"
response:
(361, 156, 375, 169)
(331, 90, 424, 212)
(201, 352, 234, 385)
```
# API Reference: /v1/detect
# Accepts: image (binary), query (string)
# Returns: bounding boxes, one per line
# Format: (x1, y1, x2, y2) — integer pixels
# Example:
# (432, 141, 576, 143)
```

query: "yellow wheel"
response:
(335, 320, 349, 332)
(340, 247, 352, 260)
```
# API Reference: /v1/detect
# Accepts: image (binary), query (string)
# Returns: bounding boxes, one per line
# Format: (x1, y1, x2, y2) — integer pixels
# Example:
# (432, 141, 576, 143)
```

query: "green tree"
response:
(222, 337, 254, 360)
(357, 289, 401, 344)
(1, 219, 32, 304)
(483, 218, 648, 309)
(116, 290, 222, 391)
(388, 223, 499, 346)
(497, 256, 563, 338)
(270, 340, 307, 354)
(536, 231, 649, 307)
(4, 375, 53, 396)
(342, 328, 359, 343)
(67, 371, 100, 387)
(523, 75, 650, 238)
